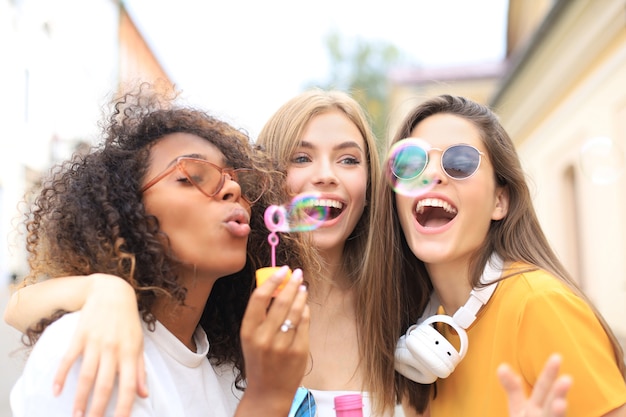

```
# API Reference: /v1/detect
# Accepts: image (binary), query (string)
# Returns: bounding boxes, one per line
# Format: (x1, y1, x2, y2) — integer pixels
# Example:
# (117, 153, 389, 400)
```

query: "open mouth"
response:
(304, 198, 344, 221)
(415, 198, 457, 228)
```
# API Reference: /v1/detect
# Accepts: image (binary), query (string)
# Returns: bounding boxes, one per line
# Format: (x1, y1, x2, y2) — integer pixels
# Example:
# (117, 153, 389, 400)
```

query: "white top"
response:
(309, 389, 402, 417)
(11, 311, 240, 417)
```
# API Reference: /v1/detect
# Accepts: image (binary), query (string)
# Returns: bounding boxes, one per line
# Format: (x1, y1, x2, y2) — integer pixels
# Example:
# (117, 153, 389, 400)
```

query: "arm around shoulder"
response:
(4, 276, 93, 332)
(4, 274, 135, 332)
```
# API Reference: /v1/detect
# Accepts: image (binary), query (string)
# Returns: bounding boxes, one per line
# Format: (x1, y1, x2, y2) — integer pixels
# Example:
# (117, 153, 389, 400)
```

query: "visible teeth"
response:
(415, 198, 457, 215)
(311, 199, 343, 210)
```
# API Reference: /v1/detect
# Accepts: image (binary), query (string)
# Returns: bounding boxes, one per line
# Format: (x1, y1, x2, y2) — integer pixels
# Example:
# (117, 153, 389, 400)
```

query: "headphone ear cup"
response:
(404, 320, 462, 379)
(394, 334, 438, 383)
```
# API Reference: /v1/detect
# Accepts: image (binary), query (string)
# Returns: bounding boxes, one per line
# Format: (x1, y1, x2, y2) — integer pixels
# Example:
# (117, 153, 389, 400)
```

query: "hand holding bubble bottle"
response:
(255, 193, 329, 295)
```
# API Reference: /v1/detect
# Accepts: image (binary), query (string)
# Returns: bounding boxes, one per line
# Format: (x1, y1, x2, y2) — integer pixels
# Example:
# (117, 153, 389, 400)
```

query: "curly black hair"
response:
(20, 82, 318, 390)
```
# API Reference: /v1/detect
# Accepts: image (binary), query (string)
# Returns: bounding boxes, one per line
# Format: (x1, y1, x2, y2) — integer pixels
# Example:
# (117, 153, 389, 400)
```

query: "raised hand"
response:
(53, 274, 147, 417)
(498, 354, 572, 417)
(236, 266, 310, 417)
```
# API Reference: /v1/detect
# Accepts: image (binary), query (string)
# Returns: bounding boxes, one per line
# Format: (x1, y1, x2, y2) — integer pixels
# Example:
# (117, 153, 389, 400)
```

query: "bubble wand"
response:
(256, 193, 329, 293)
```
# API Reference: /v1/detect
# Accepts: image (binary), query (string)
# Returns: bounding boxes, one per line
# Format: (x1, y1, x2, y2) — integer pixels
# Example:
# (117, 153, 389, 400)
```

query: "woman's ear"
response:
(492, 186, 509, 221)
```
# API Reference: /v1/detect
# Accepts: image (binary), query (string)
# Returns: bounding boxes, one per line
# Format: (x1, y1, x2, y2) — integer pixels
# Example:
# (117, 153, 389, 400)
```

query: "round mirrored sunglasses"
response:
(390, 139, 484, 180)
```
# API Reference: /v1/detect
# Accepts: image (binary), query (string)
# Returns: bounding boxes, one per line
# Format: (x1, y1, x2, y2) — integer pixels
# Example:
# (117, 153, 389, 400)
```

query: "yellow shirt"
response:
(429, 264, 626, 417)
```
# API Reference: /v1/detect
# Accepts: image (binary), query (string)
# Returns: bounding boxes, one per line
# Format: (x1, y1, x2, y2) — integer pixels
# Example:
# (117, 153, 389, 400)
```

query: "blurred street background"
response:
(1, 0, 625, 415)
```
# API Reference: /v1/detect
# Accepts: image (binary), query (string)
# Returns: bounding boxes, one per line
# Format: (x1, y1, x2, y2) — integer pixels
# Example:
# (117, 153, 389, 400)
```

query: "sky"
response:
(124, 0, 509, 139)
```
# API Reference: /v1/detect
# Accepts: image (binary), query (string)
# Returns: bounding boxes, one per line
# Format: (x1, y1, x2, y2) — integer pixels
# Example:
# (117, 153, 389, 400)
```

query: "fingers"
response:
(272, 270, 308, 348)
(241, 266, 310, 410)
(52, 274, 144, 417)
(498, 354, 572, 417)
(289, 303, 310, 354)
(241, 265, 309, 352)
(86, 353, 116, 417)
(110, 354, 139, 417)
(532, 354, 572, 417)
(497, 362, 526, 414)
(136, 356, 149, 398)
(71, 344, 100, 417)
(243, 267, 307, 345)
(273, 269, 306, 326)
(242, 266, 295, 333)
(547, 375, 572, 417)
(529, 354, 561, 405)
(53, 335, 85, 397)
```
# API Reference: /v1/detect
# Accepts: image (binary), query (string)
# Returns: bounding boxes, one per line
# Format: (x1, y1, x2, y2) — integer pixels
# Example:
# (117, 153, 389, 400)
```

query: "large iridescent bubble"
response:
(263, 193, 329, 266)
(386, 138, 436, 197)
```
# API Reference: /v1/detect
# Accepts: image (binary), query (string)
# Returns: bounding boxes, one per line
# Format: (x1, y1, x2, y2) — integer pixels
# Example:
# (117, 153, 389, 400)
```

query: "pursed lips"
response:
(223, 206, 251, 238)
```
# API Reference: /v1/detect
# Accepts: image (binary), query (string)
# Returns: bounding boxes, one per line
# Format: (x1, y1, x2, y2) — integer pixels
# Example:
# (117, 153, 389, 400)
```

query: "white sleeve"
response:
(10, 311, 155, 417)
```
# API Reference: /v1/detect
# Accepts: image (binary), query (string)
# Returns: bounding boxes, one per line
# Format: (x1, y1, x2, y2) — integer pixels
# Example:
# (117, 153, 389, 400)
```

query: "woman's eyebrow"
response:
(177, 152, 231, 168)
(162, 153, 205, 169)
(297, 141, 315, 149)
(333, 141, 363, 152)
(297, 140, 363, 152)
(179, 152, 206, 160)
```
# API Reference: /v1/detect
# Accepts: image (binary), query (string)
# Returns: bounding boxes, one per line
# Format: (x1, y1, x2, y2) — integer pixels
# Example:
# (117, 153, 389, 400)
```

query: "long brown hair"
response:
(366, 94, 626, 413)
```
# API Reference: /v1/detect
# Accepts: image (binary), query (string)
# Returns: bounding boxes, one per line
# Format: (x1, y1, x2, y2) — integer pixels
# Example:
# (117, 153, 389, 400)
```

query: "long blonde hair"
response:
(257, 89, 400, 414)
(257, 89, 380, 282)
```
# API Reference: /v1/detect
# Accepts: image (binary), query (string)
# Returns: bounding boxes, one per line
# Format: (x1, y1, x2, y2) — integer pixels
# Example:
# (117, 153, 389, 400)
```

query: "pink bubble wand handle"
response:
(264, 205, 290, 268)
(262, 193, 330, 267)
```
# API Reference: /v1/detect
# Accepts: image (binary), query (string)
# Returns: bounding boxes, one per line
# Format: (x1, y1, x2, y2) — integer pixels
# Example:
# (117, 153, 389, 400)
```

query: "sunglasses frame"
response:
(390, 140, 485, 181)
(142, 156, 264, 204)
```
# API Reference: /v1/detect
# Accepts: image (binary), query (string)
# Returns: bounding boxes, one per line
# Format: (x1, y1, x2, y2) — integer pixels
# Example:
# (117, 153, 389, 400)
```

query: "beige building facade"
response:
(389, 0, 626, 344)
(492, 0, 626, 342)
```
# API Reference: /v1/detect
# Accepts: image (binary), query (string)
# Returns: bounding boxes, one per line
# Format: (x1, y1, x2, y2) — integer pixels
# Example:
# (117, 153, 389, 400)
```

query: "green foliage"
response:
(305, 30, 402, 153)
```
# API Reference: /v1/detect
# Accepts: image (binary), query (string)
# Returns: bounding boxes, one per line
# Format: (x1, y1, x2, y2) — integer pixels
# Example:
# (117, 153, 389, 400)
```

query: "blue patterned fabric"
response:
(288, 387, 317, 417)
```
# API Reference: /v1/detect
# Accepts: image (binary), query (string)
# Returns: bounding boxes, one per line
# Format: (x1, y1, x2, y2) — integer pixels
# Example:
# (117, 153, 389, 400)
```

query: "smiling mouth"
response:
(304, 198, 344, 221)
(415, 198, 457, 228)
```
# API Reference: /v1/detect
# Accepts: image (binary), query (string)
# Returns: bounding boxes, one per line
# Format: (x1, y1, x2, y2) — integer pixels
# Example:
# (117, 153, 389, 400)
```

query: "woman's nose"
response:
(422, 153, 447, 184)
(312, 161, 338, 185)
(218, 173, 243, 202)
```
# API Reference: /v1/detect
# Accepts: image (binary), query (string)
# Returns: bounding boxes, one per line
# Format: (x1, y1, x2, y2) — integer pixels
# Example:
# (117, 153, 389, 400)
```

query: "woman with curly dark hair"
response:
(7, 84, 314, 417)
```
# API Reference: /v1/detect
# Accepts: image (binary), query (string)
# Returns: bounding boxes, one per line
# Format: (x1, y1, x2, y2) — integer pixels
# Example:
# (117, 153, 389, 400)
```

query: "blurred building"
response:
(389, 0, 626, 345)
(0, 0, 171, 285)
(493, 0, 626, 342)
(0, 1, 170, 415)
(387, 61, 506, 136)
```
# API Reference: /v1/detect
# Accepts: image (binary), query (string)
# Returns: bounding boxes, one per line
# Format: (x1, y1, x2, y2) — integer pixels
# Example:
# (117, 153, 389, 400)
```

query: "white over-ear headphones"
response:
(394, 254, 503, 383)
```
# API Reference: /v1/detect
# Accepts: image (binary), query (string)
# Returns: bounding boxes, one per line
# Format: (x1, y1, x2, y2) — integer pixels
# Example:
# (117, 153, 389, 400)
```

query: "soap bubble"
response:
(285, 193, 329, 231)
(264, 193, 329, 233)
(386, 138, 436, 197)
(263, 193, 329, 267)
(579, 137, 625, 184)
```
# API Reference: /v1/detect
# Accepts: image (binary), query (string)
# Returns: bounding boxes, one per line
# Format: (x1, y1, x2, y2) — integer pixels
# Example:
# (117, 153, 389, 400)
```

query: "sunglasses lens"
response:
(235, 170, 267, 204)
(182, 159, 223, 195)
(390, 143, 428, 180)
(442, 145, 481, 179)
